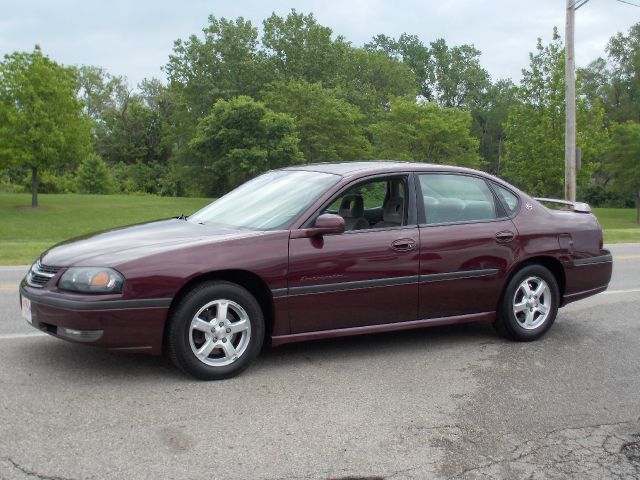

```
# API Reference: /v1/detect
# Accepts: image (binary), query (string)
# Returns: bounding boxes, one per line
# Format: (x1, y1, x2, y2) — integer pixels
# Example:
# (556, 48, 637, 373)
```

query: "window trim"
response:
(414, 172, 509, 227)
(300, 172, 418, 233)
(488, 181, 522, 219)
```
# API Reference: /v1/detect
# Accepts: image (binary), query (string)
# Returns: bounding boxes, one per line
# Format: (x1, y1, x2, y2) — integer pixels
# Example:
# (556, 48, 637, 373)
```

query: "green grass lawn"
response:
(0, 194, 638, 265)
(0, 193, 211, 265)
(592, 208, 640, 244)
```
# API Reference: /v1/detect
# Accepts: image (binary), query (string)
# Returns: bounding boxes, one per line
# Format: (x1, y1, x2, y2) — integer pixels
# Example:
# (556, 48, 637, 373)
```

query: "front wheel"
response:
(495, 264, 559, 341)
(167, 281, 264, 380)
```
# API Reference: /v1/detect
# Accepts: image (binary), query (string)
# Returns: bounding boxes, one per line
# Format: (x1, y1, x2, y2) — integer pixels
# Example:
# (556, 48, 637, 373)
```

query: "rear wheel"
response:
(167, 281, 264, 380)
(495, 264, 559, 341)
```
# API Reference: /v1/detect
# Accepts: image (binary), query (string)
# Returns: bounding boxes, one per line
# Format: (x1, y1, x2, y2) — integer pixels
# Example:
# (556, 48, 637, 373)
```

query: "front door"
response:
(287, 175, 420, 333)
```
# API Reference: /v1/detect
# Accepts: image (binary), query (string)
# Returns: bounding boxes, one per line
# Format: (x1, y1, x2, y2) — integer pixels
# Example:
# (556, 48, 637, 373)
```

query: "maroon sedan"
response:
(20, 162, 613, 379)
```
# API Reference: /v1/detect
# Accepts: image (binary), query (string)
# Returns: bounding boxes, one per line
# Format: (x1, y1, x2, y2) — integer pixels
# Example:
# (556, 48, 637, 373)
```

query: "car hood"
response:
(40, 219, 261, 267)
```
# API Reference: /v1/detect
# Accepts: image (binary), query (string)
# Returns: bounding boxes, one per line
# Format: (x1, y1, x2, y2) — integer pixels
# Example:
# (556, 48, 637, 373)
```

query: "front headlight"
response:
(58, 267, 124, 294)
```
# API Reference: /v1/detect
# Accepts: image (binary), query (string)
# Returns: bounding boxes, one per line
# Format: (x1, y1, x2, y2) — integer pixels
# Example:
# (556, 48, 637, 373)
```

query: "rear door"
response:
(287, 174, 420, 333)
(416, 173, 520, 319)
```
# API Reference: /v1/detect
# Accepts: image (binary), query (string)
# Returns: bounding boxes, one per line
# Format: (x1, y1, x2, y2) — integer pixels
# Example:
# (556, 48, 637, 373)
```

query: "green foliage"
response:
(94, 95, 171, 166)
(38, 170, 78, 194)
(0, 46, 92, 206)
(110, 161, 168, 195)
(262, 10, 349, 86)
(605, 122, 640, 222)
(336, 49, 418, 117)
(429, 39, 490, 109)
(370, 97, 481, 167)
(471, 79, 518, 174)
(366, 33, 432, 99)
(189, 96, 304, 193)
(503, 30, 608, 198)
(262, 81, 372, 162)
(605, 24, 640, 122)
(166, 16, 266, 116)
(76, 154, 112, 194)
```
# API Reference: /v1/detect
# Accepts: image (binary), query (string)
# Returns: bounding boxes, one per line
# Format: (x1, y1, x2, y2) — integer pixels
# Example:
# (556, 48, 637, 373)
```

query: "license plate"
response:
(21, 296, 32, 324)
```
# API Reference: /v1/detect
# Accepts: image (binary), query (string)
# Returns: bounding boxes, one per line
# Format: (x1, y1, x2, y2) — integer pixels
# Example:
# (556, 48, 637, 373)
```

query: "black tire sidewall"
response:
(500, 265, 559, 341)
(168, 281, 265, 380)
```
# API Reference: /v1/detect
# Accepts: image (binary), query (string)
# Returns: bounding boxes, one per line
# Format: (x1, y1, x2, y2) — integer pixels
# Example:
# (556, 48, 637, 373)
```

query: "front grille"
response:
(27, 261, 61, 288)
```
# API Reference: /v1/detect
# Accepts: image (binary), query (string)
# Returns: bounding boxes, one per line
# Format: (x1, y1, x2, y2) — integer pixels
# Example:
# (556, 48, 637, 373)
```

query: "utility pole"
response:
(565, 0, 577, 202)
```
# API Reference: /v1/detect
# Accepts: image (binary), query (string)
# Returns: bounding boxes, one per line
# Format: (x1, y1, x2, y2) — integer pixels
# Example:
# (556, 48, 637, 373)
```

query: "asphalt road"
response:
(1, 244, 639, 480)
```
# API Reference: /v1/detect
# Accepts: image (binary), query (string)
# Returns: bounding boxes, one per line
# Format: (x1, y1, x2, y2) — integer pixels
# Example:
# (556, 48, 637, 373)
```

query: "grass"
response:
(0, 193, 210, 265)
(0, 194, 638, 265)
(592, 208, 640, 244)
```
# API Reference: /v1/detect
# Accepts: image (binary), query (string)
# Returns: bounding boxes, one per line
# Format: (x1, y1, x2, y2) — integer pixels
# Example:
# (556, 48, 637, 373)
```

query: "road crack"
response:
(2, 458, 77, 480)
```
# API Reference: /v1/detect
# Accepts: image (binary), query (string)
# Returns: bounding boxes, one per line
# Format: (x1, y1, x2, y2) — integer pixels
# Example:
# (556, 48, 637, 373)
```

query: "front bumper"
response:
(20, 283, 171, 355)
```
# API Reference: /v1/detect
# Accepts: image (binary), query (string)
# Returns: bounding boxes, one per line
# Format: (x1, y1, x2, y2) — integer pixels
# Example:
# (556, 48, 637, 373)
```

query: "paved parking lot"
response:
(1, 244, 639, 479)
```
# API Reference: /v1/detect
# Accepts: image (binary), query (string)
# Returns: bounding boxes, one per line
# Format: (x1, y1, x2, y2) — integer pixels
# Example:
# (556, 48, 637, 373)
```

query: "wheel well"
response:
(165, 270, 275, 344)
(509, 256, 566, 297)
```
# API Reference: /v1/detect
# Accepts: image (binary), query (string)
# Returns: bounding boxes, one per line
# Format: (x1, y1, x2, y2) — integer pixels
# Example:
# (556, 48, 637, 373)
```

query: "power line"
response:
(615, 0, 640, 7)
(568, 0, 591, 9)
(574, 0, 591, 10)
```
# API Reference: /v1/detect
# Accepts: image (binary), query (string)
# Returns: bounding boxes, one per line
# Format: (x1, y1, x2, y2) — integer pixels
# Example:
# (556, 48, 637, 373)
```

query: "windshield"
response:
(188, 170, 340, 230)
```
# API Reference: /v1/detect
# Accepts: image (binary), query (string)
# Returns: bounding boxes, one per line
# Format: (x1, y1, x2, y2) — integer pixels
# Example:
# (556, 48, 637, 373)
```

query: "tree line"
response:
(0, 10, 638, 220)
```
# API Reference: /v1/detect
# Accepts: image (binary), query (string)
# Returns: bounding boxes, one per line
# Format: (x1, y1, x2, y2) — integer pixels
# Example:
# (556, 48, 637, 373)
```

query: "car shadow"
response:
(15, 321, 505, 383)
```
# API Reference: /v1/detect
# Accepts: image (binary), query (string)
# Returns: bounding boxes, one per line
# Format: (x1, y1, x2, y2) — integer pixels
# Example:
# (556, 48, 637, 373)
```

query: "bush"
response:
(76, 154, 113, 194)
(580, 184, 634, 208)
(111, 161, 169, 195)
(38, 170, 78, 193)
(0, 169, 25, 193)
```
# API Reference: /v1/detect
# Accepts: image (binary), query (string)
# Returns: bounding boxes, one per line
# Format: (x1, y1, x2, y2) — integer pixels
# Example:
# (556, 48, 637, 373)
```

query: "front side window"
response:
(322, 176, 408, 231)
(419, 174, 498, 224)
(189, 170, 340, 230)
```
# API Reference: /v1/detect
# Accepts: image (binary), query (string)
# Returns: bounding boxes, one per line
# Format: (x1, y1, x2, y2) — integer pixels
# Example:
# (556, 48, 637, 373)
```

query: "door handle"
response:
(391, 238, 417, 252)
(495, 230, 515, 243)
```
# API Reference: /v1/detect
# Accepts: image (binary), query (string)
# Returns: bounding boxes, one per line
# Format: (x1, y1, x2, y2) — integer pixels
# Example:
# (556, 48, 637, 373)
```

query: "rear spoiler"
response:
(534, 198, 592, 213)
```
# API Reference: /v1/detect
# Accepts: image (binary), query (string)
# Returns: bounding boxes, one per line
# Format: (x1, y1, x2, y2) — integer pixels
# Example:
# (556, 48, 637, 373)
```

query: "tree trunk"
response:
(31, 167, 38, 207)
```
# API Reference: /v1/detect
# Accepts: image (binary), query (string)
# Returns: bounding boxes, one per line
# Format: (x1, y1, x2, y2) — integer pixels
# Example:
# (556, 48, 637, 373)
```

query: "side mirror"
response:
(291, 213, 345, 238)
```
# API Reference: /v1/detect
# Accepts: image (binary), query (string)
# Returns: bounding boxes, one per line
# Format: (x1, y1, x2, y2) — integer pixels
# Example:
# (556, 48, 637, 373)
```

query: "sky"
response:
(1, 0, 638, 88)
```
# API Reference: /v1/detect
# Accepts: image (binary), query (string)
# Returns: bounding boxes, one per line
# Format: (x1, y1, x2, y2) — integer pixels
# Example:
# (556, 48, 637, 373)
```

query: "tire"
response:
(167, 281, 264, 380)
(494, 264, 559, 342)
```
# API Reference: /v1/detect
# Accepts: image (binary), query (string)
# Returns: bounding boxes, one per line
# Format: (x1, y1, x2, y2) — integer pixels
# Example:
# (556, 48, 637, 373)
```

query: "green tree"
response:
(0, 46, 91, 206)
(189, 96, 303, 193)
(336, 48, 418, 118)
(470, 79, 518, 174)
(370, 97, 481, 167)
(504, 31, 608, 197)
(429, 39, 490, 109)
(365, 33, 432, 99)
(606, 122, 640, 223)
(76, 153, 112, 193)
(605, 23, 640, 122)
(75, 65, 128, 123)
(262, 10, 350, 86)
(262, 80, 371, 162)
(95, 94, 171, 166)
(166, 16, 266, 117)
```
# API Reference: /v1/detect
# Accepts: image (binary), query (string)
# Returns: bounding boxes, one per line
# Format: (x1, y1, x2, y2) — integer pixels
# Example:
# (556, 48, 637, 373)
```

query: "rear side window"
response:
(492, 183, 519, 215)
(419, 174, 498, 224)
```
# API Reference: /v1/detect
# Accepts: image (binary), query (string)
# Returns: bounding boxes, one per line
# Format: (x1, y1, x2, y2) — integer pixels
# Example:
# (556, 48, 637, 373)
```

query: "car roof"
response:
(283, 161, 487, 178)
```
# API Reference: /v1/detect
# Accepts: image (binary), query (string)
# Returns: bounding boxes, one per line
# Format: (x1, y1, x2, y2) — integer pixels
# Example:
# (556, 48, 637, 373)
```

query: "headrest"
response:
(383, 197, 404, 224)
(339, 195, 364, 219)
